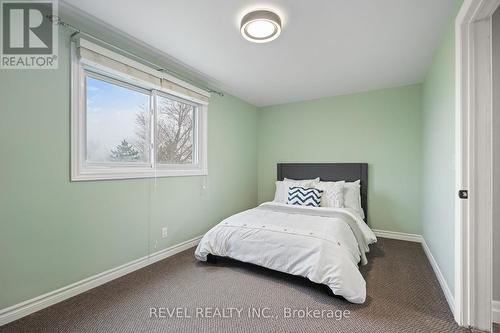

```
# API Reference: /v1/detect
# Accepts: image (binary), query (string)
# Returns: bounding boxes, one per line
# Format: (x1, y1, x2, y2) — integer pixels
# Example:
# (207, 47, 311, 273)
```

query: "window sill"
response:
(71, 168, 208, 182)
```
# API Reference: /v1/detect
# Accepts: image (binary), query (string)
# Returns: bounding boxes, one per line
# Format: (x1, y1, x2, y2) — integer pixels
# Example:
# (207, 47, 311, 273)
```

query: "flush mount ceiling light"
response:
(240, 10, 282, 43)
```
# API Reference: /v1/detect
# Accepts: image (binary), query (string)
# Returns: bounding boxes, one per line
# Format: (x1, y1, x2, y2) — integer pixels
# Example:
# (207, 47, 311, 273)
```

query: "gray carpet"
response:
(1, 238, 471, 333)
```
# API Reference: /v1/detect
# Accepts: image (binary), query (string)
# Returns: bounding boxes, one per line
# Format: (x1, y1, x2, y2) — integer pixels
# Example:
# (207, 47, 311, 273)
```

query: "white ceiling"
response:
(62, 0, 456, 107)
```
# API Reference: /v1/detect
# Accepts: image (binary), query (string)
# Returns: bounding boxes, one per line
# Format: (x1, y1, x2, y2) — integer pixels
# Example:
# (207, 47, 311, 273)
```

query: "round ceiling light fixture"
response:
(240, 10, 282, 43)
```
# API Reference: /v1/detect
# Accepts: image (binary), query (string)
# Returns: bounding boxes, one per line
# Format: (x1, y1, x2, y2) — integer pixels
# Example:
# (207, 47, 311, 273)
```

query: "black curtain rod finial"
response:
(208, 90, 224, 97)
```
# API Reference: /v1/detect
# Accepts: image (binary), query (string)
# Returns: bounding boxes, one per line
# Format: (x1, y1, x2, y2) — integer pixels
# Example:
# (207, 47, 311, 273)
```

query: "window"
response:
(86, 74, 151, 164)
(156, 94, 195, 165)
(71, 39, 208, 181)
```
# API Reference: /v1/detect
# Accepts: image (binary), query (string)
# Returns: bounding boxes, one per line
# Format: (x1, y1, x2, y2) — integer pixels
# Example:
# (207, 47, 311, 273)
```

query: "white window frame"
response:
(71, 42, 208, 181)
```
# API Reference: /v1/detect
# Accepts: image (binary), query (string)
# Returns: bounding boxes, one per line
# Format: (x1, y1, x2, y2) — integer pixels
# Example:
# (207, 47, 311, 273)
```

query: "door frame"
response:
(455, 0, 499, 330)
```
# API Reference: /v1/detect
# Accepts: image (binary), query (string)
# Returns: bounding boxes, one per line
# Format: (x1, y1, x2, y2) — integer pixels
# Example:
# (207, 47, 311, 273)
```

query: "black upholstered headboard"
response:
(277, 163, 368, 222)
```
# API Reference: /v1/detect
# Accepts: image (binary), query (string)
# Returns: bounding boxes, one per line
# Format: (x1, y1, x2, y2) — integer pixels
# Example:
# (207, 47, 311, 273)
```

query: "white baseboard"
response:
(0, 230, 459, 326)
(374, 229, 455, 315)
(373, 229, 423, 243)
(420, 239, 455, 314)
(0, 235, 202, 327)
(493, 300, 500, 324)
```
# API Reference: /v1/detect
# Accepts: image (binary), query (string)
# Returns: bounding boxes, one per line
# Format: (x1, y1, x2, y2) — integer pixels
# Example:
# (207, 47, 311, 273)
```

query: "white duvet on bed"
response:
(194, 202, 377, 304)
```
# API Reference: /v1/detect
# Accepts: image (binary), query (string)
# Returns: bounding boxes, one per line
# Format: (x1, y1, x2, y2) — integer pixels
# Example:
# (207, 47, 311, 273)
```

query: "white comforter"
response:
(194, 202, 377, 304)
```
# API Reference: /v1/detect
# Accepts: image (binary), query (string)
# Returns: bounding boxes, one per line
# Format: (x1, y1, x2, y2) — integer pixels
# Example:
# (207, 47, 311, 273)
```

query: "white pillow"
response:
(344, 180, 365, 219)
(314, 181, 345, 208)
(273, 178, 320, 203)
(273, 181, 285, 203)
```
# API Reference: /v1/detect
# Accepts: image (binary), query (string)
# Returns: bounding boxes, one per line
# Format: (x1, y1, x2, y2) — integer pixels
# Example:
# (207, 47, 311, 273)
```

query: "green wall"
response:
(257, 84, 422, 234)
(421, 0, 463, 295)
(0, 28, 258, 309)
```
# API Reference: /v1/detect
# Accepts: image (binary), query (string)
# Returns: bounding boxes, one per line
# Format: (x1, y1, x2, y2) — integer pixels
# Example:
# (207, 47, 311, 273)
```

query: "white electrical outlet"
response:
(161, 227, 168, 239)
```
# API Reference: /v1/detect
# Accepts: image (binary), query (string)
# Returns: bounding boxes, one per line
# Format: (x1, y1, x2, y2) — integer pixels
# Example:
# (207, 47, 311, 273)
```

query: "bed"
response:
(194, 163, 376, 304)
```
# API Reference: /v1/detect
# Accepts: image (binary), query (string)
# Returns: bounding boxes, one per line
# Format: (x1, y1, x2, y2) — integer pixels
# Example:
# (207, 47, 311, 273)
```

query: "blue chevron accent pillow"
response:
(287, 187, 323, 207)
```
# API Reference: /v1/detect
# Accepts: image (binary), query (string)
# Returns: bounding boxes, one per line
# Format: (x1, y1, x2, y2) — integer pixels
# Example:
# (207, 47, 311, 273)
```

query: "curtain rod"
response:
(47, 15, 224, 97)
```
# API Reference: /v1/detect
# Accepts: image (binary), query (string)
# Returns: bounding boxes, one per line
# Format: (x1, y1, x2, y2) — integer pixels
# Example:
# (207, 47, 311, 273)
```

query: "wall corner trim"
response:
(0, 235, 203, 327)
(374, 230, 456, 316)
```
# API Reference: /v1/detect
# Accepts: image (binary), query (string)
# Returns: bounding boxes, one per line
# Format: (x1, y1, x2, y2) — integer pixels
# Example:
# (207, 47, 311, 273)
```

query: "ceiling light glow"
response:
(240, 10, 282, 43)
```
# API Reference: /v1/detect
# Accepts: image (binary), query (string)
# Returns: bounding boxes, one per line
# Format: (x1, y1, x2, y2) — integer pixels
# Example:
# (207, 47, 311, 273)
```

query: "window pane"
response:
(156, 95, 195, 164)
(86, 75, 150, 163)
